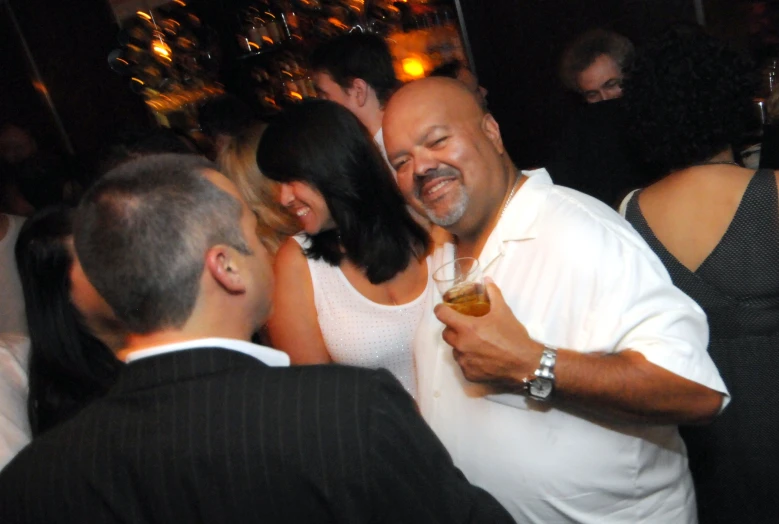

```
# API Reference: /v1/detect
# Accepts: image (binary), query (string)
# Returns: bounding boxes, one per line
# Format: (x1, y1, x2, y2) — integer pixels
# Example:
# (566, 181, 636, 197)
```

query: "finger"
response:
(434, 302, 468, 329)
(453, 353, 481, 383)
(484, 277, 507, 310)
(452, 347, 466, 367)
(441, 326, 458, 348)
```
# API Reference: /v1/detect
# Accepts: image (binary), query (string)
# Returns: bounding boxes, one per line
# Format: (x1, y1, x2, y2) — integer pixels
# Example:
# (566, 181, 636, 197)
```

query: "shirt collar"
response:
(472, 168, 552, 273)
(123, 337, 290, 367)
(496, 167, 552, 242)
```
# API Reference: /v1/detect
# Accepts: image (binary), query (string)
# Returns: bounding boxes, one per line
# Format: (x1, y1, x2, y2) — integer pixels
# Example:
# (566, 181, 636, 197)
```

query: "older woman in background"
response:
(620, 26, 779, 524)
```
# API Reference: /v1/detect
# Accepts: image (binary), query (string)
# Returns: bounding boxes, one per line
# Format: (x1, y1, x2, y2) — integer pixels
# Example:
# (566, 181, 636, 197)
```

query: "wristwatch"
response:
(523, 345, 557, 401)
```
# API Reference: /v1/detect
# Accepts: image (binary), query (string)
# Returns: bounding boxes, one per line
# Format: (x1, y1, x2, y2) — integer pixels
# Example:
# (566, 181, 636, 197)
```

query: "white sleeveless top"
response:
(294, 235, 428, 398)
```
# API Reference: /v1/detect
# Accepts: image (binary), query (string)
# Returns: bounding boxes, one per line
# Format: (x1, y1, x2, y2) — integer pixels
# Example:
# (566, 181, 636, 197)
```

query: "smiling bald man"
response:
(382, 77, 729, 524)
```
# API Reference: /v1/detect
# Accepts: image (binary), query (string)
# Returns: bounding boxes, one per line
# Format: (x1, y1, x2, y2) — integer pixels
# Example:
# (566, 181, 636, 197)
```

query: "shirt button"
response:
(433, 391, 441, 398)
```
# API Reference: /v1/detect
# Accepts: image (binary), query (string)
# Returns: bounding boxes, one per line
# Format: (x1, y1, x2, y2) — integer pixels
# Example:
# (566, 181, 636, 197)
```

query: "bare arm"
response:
(438, 280, 724, 425)
(554, 347, 721, 424)
(267, 238, 332, 364)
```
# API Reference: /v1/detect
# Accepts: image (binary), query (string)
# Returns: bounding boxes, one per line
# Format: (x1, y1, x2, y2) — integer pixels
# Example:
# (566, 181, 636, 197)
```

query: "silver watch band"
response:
(535, 345, 557, 381)
(522, 345, 557, 400)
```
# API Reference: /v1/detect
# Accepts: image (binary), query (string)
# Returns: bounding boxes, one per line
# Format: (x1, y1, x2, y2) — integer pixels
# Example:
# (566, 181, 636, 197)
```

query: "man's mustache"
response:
(413, 167, 461, 199)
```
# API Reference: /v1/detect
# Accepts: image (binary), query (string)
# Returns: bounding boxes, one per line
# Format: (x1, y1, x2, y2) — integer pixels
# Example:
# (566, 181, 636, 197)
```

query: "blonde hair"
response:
(217, 122, 299, 254)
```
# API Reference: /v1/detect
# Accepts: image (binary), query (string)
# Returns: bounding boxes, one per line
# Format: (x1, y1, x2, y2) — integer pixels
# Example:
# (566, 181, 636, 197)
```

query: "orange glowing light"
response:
(152, 39, 172, 60)
(32, 81, 48, 96)
(290, 91, 303, 100)
(327, 17, 349, 30)
(131, 77, 145, 85)
(136, 11, 152, 21)
(402, 58, 425, 79)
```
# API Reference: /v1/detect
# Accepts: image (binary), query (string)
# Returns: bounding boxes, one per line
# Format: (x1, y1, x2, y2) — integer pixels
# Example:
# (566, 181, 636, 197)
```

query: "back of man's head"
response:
(310, 31, 399, 106)
(74, 153, 251, 335)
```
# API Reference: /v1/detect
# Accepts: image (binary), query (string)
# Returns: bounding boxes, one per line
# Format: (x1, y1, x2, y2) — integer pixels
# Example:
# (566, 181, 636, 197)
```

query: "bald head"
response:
(385, 77, 486, 130)
(384, 78, 493, 170)
(382, 77, 513, 239)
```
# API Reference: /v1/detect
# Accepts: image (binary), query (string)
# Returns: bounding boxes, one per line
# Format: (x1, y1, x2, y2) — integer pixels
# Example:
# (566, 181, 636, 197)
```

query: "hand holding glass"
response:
(433, 257, 491, 317)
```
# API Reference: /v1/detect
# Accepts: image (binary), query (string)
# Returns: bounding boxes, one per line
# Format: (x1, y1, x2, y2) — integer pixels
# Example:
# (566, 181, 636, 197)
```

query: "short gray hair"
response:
(74, 153, 251, 334)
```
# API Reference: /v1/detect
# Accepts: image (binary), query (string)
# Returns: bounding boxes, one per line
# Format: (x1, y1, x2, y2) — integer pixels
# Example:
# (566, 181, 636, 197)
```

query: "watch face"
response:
(529, 378, 553, 400)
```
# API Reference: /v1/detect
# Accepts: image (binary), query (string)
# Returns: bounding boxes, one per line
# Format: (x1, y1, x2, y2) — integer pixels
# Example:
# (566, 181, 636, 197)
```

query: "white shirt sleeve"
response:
(587, 219, 730, 409)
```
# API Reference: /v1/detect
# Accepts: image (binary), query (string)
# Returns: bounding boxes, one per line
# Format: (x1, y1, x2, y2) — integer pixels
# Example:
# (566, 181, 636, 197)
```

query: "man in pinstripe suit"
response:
(0, 154, 514, 523)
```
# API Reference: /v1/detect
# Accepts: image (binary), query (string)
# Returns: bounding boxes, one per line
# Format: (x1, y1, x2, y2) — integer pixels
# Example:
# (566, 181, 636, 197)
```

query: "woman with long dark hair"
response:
(257, 99, 430, 397)
(16, 206, 123, 435)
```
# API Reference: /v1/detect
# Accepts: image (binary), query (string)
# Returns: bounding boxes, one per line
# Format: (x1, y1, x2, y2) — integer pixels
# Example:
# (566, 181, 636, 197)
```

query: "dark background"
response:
(0, 0, 762, 166)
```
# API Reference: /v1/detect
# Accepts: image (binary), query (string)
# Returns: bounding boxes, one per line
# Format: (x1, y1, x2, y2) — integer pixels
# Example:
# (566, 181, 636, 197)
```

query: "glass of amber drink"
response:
(433, 257, 491, 317)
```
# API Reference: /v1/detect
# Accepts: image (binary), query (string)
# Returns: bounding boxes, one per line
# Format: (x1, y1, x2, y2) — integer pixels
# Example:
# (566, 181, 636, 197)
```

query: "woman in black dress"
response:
(621, 26, 779, 523)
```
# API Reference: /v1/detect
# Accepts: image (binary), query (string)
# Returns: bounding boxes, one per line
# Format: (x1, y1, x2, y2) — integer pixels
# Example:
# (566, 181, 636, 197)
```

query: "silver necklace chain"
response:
(500, 173, 522, 219)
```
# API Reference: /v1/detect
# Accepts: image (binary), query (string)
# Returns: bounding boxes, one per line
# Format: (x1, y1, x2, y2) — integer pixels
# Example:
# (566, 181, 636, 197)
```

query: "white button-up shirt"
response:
(414, 169, 728, 523)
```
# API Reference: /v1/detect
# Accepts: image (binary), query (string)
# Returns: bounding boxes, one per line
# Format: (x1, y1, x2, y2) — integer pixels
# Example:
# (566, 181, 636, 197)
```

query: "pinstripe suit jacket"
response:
(0, 347, 515, 523)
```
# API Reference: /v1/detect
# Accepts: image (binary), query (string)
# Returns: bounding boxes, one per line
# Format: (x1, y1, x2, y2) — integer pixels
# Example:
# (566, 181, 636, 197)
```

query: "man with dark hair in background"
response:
(310, 31, 399, 159)
(559, 29, 634, 104)
(0, 153, 515, 524)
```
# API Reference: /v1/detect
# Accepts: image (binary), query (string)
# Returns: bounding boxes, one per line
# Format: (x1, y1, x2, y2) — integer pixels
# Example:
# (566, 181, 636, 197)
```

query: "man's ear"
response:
(482, 113, 505, 155)
(350, 78, 370, 108)
(205, 246, 247, 294)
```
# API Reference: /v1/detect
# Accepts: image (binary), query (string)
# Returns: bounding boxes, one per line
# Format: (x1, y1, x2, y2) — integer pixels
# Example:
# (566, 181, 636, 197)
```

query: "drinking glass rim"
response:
(432, 256, 481, 284)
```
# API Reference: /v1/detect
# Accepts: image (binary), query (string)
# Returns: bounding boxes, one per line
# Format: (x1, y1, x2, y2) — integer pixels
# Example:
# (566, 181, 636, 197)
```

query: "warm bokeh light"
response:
(136, 11, 152, 21)
(152, 39, 172, 61)
(32, 81, 49, 96)
(402, 57, 425, 79)
(145, 85, 224, 113)
(327, 17, 349, 31)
